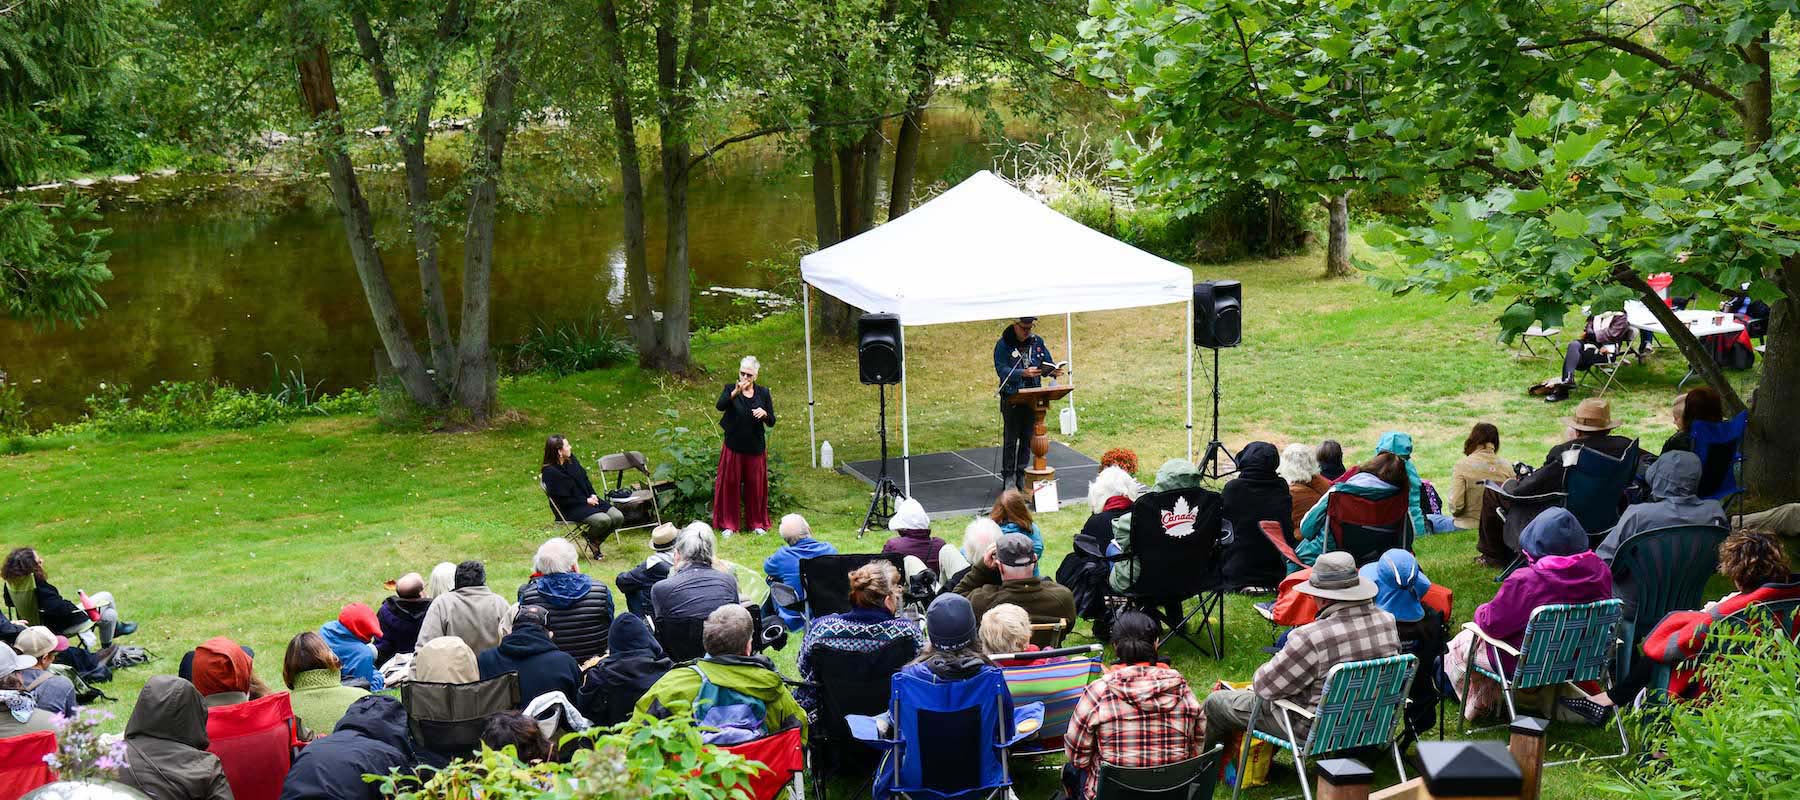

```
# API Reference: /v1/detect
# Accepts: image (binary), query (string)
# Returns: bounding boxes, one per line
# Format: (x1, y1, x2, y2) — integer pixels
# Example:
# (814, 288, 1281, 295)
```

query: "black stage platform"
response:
(841, 442, 1100, 517)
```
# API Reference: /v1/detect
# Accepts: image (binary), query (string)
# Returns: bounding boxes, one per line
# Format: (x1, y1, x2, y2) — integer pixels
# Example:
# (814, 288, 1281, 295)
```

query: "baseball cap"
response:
(925, 594, 977, 651)
(13, 627, 67, 659)
(0, 643, 34, 679)
(995, 533, 1037, 568)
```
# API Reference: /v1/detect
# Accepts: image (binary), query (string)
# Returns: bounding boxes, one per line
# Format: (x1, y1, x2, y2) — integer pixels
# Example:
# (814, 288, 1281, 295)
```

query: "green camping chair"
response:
(3, 575, 94, 638)
(1609, 525, 1728, 682)
(1461, 599, 1627, 765)
(1234, 653, 1416, 800)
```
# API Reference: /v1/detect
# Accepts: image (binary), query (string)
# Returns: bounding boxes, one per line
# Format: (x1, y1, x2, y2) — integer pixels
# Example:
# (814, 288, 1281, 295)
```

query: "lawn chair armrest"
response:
(1483, 481, 1566, 506)
(847, 713, 898, 750)
(1461, 622, 1521, 657)
(1273, 699, 1316, 721)
(1001, 702, 1046, 748)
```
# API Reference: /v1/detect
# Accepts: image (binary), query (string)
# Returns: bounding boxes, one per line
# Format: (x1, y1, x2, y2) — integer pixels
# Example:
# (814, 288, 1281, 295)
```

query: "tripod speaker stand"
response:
(1197, 346, 1236, 480)
(859, 383, 905, 534)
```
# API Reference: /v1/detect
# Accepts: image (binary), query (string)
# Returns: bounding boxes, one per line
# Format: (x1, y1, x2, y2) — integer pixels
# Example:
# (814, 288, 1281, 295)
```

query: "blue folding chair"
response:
(1564, 442, 1641, 536)
(848, 667, 1044, 800)
(1234, 654, 1416, 800)
(1460, 599, 1628, 764)
(1690, 411, 1747, 504)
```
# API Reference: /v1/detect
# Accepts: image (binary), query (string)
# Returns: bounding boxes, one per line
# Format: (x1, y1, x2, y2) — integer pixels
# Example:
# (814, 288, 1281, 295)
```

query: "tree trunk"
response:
(888, 0, 949, 220)
(650, 0, 710, 373)
(837, 143, 864, 238)
(1742, 35, 1773, 147)
(452, 27, 520, 418)
(1324, 191, 1351, 277)
(810, 128, 855, 339)
(856, 127, 882, 229)
(1745, 269, 1800, 502)
(289, 14, 441, 408)
(599, 0, 659, 362)
(1612, 267, 1746, 413)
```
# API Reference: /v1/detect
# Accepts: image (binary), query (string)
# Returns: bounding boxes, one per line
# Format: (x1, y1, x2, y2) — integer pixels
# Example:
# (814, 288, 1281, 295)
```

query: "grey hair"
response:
(702, 603, 754, 656)
(740, 355, 761, 376)
(779, 513, 811, 544)
(1086, 466, 1141, 513)
(962, 517, 1003, 566)
(1278, 443, 1321, 484)
(676, 522, 717, 567)
(533, 537, 580, 575)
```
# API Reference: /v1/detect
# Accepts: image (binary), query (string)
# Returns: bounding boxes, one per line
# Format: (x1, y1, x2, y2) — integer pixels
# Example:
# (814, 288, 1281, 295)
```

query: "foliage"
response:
(506, 318, 637, 377)
(1604, 630, 1800, 798)
(651, 408, 793, 523)
(58, 379, 370, 436)
(0, 193, 114, 326)
(45, 708, 129, 781)
(0, 370, 27, 435)
(371, 711, 762, 800)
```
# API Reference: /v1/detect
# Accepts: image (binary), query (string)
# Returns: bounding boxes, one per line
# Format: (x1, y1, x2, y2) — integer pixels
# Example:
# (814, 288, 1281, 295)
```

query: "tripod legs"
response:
(861, 384, 906, 534)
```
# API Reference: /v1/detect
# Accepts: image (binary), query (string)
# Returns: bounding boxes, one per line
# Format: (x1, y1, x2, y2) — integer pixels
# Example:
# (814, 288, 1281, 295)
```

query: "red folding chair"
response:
(719, 726, 806, 800)
(0, 731, 56, 800)
(207, 693, 303, 800)
(1259, 521, 1304, 568)
(1325, 492, 1412, 565)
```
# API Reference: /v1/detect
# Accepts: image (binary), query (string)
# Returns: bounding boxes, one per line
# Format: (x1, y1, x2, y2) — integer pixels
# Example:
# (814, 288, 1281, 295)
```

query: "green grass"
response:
(0, 242, 1758, 798)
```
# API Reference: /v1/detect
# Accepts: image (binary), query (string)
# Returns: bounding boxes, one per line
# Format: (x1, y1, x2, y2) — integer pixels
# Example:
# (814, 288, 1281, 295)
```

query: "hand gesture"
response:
(751, 407, 767, 420)
(1023, 367, 1041, 378)
(737, 377, 754, 397)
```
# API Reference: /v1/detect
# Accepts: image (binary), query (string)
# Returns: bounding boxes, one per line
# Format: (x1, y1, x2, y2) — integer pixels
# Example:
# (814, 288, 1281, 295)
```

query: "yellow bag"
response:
(1213, 680, 1275, 789)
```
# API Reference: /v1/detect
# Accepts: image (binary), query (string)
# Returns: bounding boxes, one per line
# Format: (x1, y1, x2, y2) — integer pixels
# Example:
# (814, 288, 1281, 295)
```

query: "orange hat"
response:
(191, 637, 253, 697)
(339, 602, 381, 642)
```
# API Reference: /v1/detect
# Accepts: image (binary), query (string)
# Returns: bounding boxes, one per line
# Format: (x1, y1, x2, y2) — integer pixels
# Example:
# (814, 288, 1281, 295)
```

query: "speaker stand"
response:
(1198, 346, 1237, 480)
(860, 383, 905, 535)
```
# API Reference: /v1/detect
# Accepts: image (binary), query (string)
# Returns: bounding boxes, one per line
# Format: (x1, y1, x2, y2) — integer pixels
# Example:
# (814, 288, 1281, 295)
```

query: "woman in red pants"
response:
(713, 355, 775, 537)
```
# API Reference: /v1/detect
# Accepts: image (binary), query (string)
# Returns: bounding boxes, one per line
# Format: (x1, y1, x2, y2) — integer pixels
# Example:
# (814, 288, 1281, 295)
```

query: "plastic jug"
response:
(1059, 405, 1077, 436)
(820, 440, 834, 469)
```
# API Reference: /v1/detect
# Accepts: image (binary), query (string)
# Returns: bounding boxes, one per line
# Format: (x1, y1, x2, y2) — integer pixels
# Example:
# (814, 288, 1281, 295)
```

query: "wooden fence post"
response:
(1416, 740, 1524, 799)
(1508, 717, 1550, 800)
(1316, 758, 1374, 800)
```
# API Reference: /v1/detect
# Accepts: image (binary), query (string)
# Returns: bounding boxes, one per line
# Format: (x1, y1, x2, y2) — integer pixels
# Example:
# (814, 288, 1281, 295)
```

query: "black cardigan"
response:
(717, 384, 775, 455)
(542, 457, 608, 523)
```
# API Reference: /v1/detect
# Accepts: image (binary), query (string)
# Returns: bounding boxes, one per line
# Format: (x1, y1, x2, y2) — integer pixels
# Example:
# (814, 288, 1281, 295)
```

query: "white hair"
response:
(676, 522, 717, 567)
(1087, 466, 1141, 513)
(533, 537, 580, 575)
(426, 562, 457, 599)
(740, 355, 761, 376)
(1278, 443, 1321, 484)
(962, 517, 1003, 566)
(779, 513, 811, 543)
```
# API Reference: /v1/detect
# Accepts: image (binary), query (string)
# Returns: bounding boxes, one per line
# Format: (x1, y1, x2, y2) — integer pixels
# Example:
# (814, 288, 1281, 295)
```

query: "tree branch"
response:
(685, 105, 937, 174)
(1521, 33, 1744, 116)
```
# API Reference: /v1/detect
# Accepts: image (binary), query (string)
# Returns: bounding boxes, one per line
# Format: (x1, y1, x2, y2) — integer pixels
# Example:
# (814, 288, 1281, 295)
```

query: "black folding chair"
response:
(1110, 486, 1229, 660)
(798, 554, 907, 622)
(807, 637, 919, 782)
(1095, 746, 1224, 800)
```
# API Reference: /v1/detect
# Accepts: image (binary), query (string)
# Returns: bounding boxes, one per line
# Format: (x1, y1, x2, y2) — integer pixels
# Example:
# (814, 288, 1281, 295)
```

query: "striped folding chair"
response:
(994, 644, 1103, 759)
(1233, 654, 1416, 800)
(1460, 599, 1627, 764)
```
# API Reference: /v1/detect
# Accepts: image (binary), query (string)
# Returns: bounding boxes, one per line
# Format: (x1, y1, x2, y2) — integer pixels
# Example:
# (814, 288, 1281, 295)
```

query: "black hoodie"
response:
(375, 594, 433, 665)
(282, 696, 415, 800)
(1220, 441, 1296, 590)
(476, 622, 581, 708)
(578, 613, 675, 726)
(119, 675, 234, 800)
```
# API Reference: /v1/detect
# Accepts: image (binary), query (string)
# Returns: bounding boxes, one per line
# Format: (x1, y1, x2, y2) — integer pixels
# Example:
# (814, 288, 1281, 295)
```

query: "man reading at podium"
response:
(994, 316, 1060, 491)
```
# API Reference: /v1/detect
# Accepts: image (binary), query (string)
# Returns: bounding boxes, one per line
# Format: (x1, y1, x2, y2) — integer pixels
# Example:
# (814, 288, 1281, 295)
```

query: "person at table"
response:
(1532, 311, 1632, 403)
(1474, 399, 1634, 567)
(714, 355, 775, 537)
(994, 316, 1060, 492)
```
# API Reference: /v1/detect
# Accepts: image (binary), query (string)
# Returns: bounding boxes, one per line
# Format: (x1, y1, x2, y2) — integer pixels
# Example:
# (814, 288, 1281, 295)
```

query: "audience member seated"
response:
(637, 604, 806, 744)
(541, 434, 623, 555)
(1533, 310, 1634, 403)
(1567, 529, 1800, 720)
(1294, 451, 1410, 567)
(1737, 503, 1800, 536)
(13, 627, 77, 716)
(765, 513, 839, 630)
(616, 523, 680, 617)
(0, 648, 54, 737)
(419, 560, 511, 655)
(1449, 423, 1513, 531)
(905, 594, 997, 683)
(1476, 399, 1634, 566)
(1053, 467, 1140, 633)
(577, 612, 673, 727)
(1316, 440, 1346, 481)
(478, 605, 581, 709)
(320, 602, 384, 691)
(193, 637, 271, 708)
(980, 604, 1048, 666)
(284, 631, 369, 737)
(882, 499, 947, 573)
(1061, 611, 1202, 800)
(1200, 552, 1400, 751)
(989, 490, 1044, 562)
(1446, 508, 1612, 720)
(1280, 444, 1332, 532)
(1081, 466, 1140, 550)
(2, 546, 137, 646)
(1221, 441, 1295, 592)
(651, 524, 740, 623)
(1661, 387, 1725, 456)
(1596, 450, 1728, 624)
(795, 561, 925, 714)
(375, 572, 432, 666)
(412, 636, 480, 684)
(1111, 458, 1203, 596)
(280, 695, 416, 800)
(118, 675, 234, 800)
(1364, 549, 1448, 741)
(518, 538, 615, 663)
(427, 562, 457, 600)
(480, 710, 554, 764)
(949, 518, 1004, 596)
(969, 534, 1077, 643)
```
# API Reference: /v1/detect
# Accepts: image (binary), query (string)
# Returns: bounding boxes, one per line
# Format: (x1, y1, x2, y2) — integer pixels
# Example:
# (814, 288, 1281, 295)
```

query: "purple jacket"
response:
(882, 529, 947, 573)
(1473, 552, 1612, 674)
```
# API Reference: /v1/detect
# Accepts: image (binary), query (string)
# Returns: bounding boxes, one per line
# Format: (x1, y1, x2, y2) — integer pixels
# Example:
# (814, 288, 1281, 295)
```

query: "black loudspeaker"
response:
(858, 313, 903, 385)
(1193, 280, 1242, 348)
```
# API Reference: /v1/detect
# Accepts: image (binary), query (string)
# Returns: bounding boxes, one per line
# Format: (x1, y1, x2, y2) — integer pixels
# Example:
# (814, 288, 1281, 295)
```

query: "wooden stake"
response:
(1508, 717, 1551, 800)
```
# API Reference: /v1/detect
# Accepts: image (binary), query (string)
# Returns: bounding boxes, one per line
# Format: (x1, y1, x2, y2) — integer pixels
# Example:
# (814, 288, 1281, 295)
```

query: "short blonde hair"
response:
(979, 603, 1032, 655)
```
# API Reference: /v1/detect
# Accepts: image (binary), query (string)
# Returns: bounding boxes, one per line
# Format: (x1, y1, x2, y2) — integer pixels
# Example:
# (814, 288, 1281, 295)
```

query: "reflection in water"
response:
(2, 115, 997, 424)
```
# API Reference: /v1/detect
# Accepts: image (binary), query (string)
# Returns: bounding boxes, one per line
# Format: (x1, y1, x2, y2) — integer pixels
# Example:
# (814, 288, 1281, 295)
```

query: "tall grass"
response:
(507, 317, 637, 376)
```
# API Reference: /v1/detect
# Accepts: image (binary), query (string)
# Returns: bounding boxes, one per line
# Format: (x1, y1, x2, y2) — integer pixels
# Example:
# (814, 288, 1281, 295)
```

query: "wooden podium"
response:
(1006, 385, 1074, 489)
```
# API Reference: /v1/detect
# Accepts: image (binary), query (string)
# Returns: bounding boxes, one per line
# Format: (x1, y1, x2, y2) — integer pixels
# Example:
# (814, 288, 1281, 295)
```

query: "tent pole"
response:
(1064, 312, 1075, 424)
(1186, 293, 1195, 463)
(899, 324, 912, 495)
(803, 284, 817, 468)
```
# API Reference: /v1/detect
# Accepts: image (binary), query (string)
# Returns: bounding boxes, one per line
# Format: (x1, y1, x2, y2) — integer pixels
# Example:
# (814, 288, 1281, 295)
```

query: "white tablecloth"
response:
(1624, 301, 1744, 338)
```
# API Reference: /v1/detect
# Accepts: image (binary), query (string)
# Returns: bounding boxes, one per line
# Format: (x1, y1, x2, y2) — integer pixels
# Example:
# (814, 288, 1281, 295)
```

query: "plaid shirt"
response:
(1253, 599, 1400, 714)
(1064, 663, 1203, 798)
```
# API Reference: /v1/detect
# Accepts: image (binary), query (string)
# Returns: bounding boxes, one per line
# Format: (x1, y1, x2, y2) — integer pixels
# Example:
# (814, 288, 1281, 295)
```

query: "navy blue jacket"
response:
(281, 696, 414, 800)
(994, 327, 1054, 397)
(477, 622, 581, 708)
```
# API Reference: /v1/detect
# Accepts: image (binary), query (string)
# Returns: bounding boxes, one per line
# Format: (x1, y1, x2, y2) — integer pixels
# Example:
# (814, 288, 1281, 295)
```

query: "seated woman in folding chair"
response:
(1291, 450, 1412, 569)
(1061, 610, 1204, 800)
(2, 546, 138, 648)
(795, 561, 924, 717)
(1529, 310, 1635, 403)
(540, 435, 624, 557)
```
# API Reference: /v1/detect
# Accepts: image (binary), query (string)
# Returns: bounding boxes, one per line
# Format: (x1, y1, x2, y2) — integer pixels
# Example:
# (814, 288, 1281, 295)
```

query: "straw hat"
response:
(1562, 398, 1619, 432)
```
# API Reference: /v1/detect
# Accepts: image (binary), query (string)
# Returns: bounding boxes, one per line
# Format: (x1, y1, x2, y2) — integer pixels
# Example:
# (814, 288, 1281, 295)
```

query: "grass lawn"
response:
(0, 242, 1758, 797)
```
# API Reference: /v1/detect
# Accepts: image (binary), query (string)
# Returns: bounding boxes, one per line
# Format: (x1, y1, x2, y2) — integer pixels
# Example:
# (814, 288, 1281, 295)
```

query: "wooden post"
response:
(1317, 758, 1375, 800)
(1416, 741, 1523, 799)
(1508, 717, 1550, 800)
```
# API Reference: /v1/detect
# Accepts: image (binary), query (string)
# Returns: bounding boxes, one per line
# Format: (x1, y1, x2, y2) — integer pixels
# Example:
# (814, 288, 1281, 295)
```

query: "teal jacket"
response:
(1293, 472, 1403, 570)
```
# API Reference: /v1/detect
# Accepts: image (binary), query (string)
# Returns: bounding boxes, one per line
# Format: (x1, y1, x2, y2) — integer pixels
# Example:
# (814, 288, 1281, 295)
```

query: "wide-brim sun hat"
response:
(1562, 397, 1620, 432)
(1296, 551, 1378, 602)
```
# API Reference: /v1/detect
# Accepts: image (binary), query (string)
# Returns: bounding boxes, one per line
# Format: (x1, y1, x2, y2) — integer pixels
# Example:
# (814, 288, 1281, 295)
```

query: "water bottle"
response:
(820, 440, 834, 469)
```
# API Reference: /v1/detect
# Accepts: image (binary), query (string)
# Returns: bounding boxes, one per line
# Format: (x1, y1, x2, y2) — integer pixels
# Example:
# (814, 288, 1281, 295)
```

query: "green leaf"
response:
(1549, 99, 1582, 126)
(1679, 160, 1728, 186)
(1553, 130, 1602, 166)
(1301, 75, 1331, 92)
(1316, 34, 1352, 60)
(1513, 115, 1550, 139)
(1726, 167, 1758, 187)
(1499, 303, 1537, 337)
(1548, 208, 1589, 238)
(1508, 187, 1551, 213)
(1498, 137, 1538, 171)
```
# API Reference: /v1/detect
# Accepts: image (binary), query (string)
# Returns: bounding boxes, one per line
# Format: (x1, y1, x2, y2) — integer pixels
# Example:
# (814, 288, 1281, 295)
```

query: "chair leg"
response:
(1232, 702, 1261, 800)
(1391, 741, 1407, 782)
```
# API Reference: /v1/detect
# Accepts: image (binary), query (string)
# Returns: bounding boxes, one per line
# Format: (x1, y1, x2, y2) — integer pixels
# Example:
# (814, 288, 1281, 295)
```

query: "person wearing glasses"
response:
(994, 317, 1059, 492)
(713, 355, 776, 537)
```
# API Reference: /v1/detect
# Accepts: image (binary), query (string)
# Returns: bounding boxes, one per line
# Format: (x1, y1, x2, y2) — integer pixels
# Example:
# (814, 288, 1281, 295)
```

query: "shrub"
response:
(66, 378, 368, 435)
(508, 317, 637, 376)
(652, 409, 794, 524)
(0, 370, 27, 435)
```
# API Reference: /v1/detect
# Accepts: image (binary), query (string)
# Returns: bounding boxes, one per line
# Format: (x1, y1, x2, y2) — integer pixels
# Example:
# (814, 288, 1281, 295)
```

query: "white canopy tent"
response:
(798, 170, 1196, 493)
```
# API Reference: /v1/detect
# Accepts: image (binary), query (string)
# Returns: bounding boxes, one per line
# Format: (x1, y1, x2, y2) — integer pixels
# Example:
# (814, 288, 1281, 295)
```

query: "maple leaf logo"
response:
(1160, 496, 1197, 538)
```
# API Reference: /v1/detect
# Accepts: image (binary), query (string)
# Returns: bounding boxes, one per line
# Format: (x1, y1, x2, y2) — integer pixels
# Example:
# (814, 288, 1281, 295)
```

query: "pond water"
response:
(2, 114, 1000, 425)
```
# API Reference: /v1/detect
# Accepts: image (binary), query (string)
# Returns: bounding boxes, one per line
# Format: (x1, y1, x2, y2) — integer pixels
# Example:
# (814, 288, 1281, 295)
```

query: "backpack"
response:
(688, 665, 769, 745)
(56, 645, 111, 685)
(106, 644, 153, 671)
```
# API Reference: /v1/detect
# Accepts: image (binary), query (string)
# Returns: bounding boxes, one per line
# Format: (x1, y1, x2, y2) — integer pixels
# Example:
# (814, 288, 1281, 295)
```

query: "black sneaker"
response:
(114, 621, 138, 637)
(1559, 696, 1612, 726)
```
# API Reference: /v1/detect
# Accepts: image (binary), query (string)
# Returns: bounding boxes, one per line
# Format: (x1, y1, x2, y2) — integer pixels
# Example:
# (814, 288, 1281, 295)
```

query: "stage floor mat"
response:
(841, 441, 1100, 518)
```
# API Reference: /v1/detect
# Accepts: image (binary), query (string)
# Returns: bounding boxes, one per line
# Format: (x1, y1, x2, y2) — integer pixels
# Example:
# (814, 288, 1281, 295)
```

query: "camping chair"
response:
(1514, 324, 1561, 360)
(597, 451, 665, 532)
(848, 668, 1044, 800)
(538, 474, 609, 559)
(1112, 486, 1229, 660)
(721, 726, 808, 800)
(1027, 618, 1070, 649)
(799, 554, 907, 623)
(2, 576, 94, 640)
(1096, 747, 1224, 800)
(1259, 521, 1304, 569)
(206, 692, 304, 800)
(1576, 348, 1629, 395)
(1490, 441, 1642, 579)
(1610, 524, 1728, 681)
(1459, 599, 1627, 764)
(1233, 654, 1417, 800)
(0, 731, 57, 800)
(808, 637, 920, 780)
(654, 615, 709, 663)
(1649, 597, 1800, 704)
(1690, 411, 1748, 505)
(993, 644, 1103, 759)
(402, 673, 520, 764)
(1324, 492, 1412, 566)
